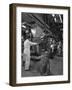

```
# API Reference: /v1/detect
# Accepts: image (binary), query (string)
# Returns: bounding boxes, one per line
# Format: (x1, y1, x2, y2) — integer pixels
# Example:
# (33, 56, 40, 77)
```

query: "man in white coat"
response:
(24, 36, 38, 71)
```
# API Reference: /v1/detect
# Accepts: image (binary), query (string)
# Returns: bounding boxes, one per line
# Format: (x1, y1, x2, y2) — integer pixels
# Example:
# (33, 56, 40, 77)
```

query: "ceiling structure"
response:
(21, 12, 63, 41)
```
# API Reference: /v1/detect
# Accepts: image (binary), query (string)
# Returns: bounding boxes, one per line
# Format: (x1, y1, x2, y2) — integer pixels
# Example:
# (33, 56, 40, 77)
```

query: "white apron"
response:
(23, 39, 37, 70)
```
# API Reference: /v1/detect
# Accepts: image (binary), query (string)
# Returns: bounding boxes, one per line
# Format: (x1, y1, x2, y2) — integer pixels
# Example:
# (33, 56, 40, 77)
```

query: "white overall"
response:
(24, 39, 37, 70)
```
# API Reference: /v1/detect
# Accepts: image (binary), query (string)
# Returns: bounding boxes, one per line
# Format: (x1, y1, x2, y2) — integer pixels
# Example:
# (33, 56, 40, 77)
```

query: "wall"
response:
(0, 0, 72, 90)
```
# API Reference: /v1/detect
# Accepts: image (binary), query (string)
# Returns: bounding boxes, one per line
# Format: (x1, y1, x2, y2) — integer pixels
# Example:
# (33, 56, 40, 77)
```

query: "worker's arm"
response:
(29, 41, 37, 46)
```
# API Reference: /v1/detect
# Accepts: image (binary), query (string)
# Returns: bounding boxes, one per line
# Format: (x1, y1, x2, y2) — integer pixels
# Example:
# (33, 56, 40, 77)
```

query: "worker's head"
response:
(26, 35, 31, 40)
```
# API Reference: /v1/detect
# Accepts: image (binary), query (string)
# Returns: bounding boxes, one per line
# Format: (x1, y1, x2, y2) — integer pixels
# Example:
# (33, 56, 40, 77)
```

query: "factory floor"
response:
(21, 55, 63, 77)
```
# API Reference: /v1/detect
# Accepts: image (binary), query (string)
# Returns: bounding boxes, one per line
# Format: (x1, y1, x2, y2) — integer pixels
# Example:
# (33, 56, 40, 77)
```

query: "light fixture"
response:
(31, 28, 36, 37)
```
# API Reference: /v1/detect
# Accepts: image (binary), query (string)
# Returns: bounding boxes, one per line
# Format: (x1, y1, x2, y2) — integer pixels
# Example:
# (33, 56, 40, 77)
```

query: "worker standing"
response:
(24, 36, 38, 71)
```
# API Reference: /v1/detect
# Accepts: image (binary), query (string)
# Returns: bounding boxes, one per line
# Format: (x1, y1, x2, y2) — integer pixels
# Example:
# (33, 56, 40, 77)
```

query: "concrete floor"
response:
(21, 56, 63, 77)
